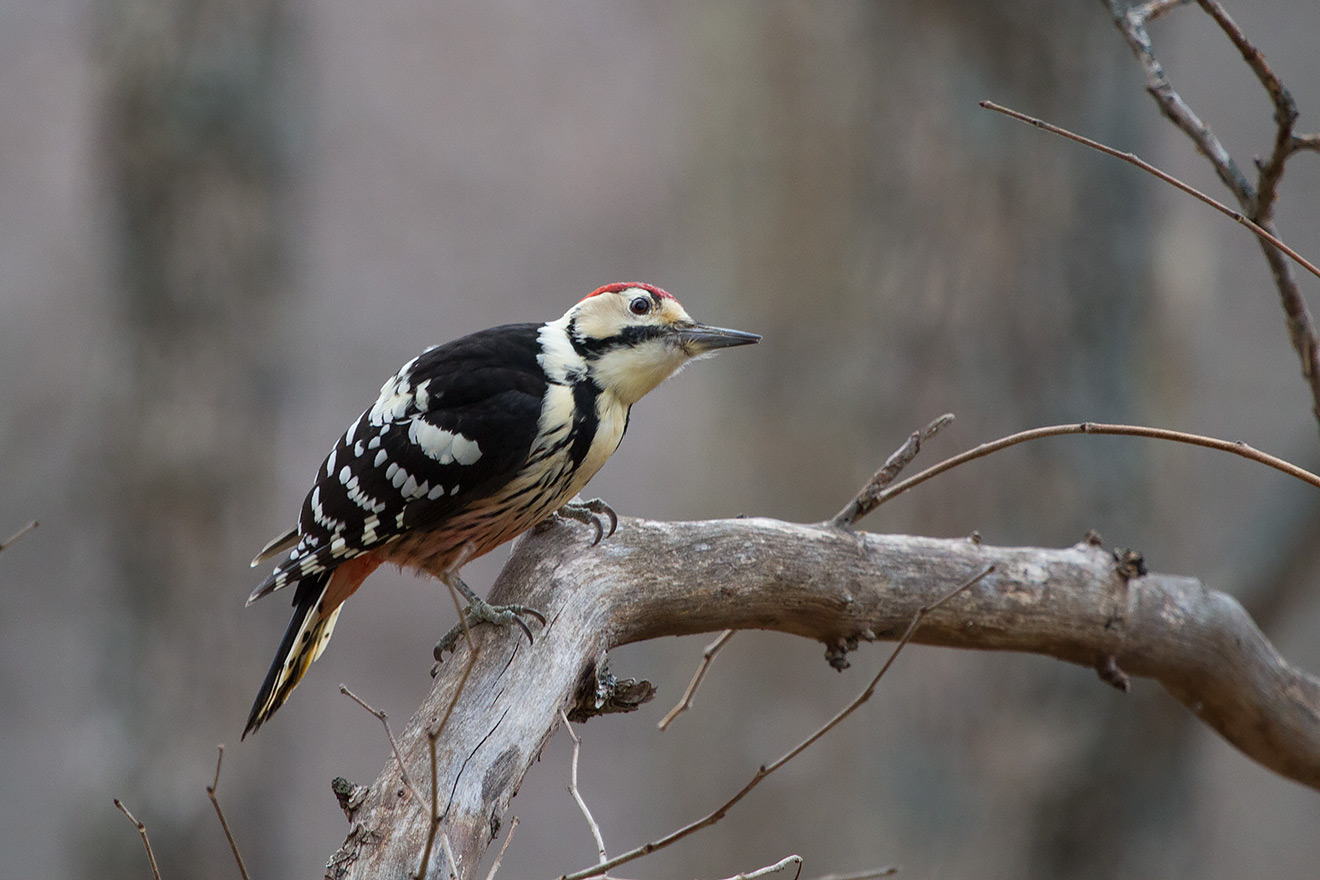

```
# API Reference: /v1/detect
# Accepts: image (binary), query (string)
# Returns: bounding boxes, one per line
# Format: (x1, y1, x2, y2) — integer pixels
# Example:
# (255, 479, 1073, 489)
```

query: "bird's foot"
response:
(555, 497, 618, 545)
(432, 596, 547, 666)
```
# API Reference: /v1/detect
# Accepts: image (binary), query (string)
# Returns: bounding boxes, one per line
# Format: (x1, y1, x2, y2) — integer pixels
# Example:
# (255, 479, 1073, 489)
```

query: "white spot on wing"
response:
(368, 369, 415, 425)
(408, 419, 482, 465)
(450, 434, 482, 465)
(361, 515, 380, 545)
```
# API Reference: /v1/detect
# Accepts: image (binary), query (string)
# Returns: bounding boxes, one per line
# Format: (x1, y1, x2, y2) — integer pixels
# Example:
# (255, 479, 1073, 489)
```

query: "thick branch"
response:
(328, 517, 1320, 879)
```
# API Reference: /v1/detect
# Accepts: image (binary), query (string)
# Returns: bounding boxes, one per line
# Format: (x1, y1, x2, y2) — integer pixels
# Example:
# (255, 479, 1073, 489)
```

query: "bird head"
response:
(557, 283, 760, 405)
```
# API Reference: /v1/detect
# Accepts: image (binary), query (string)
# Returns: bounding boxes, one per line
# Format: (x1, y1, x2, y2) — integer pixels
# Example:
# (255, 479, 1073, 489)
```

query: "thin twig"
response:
(417, 728, 442, 880)
(980, 101, 1320, 284)
(440, 831, 459, 880)
(1193, 0, 1296, 220)
(483, 816, 521, 880)
(205, 745, 251, 880)
(1103, 0, 1252, 200)
(561, 711, 608, 862)
(873, 421, 1320, 511)
(659, 629, 735, 731)
(417, 607, 479, 880)
(558, 566, 994, 880)
(712, 855, 804, 880)
(0, 520, 37, 555)
(832, 414, 954, 527)
(1101, 0, 1320, 434)
(113, 799, 162, 880)
(807, 868, 898, 880)
(340, 684, 423, 809)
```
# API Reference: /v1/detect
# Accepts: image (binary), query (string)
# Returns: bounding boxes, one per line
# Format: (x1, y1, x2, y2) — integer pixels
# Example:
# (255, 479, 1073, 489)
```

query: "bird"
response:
(242, 283, 759, 737)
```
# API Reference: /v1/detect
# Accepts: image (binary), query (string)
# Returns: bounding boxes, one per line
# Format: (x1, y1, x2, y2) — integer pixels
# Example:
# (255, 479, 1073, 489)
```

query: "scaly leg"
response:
(555, 496, 619, 545)
(433, 574, 546, 662)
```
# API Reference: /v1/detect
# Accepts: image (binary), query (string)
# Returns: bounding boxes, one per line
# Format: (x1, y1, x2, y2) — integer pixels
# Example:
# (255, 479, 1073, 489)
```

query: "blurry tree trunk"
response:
(94, 2, 295, 875)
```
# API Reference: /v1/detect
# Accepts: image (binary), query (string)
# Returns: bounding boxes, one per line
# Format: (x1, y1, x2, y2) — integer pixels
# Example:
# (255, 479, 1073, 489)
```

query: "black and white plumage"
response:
(243, 283, 759, 736)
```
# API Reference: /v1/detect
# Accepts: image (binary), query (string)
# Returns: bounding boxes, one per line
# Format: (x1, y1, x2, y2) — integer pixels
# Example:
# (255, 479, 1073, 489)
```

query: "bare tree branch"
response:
(979, 102, 1320, 283)
(833, 413, 954, 527)
(0, 520, 37, 556)
(206, 745, 251, 880)
(806, 868, 898, 880)
(658, 629, 735, 731)
(341, 684, 424, 810)
(113, 799, 162, 880)
(560, 567, 990, 880)
(326, 514, 1320, 878)
(873, 421, 1320, 508)
(560, 712, 609, 864)
(713, 854, 803, 880)
(1101, 0, 1320, 434)
(482, 816, 519, 880)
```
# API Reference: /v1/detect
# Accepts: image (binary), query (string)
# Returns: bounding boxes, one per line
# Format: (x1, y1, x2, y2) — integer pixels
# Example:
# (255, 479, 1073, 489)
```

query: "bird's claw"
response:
(557, 497, 619, 546)
(432, 597, 547, 667)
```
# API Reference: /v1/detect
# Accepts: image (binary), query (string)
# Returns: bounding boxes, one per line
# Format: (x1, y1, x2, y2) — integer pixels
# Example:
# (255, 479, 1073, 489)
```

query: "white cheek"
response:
(592, 340, 689, 404)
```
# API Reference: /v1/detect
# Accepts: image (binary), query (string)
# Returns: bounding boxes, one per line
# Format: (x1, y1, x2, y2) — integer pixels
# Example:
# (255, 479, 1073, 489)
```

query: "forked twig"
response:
(659, 629, 735, 731)
(979, 101, 1320, 284)
(659, 414, 953, 734)
(483, 816, 521, 880)
(874, 421, 1320, 510)
(558, 565, 994, 880)
(833, 414, 954, 528)
(113, 798, 162, 880)
(206, 745, 251, 880)
(1099, 0, 1320, 431)
(561, 711, 608, 862)
(340, 684, 423, 809)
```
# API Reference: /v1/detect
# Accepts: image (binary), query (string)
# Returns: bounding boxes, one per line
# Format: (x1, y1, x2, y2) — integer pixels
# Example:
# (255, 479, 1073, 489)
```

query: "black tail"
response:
(243, 572, 335, 738)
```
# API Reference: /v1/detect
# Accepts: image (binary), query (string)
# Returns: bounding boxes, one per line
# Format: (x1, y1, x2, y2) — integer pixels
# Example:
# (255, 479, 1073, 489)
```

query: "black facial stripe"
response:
(573, 323, 669, 358)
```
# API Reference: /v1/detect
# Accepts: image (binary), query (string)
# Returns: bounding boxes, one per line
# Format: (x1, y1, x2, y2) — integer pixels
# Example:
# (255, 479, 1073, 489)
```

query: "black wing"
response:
(248, 323, 547, 602)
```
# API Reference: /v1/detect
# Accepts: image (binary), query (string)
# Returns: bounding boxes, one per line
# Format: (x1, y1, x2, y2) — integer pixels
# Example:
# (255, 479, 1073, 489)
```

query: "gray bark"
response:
(327, 516, 1320, 880)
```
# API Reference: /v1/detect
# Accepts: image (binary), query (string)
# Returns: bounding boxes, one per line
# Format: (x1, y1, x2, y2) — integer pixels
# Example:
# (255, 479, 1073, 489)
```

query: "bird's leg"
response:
(555, 496, 619, 545)
(433, 573, 547, 663)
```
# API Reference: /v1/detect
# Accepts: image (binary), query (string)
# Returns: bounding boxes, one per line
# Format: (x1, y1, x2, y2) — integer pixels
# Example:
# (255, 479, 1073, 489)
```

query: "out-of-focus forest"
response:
(2, 1, 1318, 878)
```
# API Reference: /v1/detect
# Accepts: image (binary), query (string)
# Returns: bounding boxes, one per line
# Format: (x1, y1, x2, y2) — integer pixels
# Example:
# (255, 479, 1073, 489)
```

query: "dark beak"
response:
(675, 323, 761, 353)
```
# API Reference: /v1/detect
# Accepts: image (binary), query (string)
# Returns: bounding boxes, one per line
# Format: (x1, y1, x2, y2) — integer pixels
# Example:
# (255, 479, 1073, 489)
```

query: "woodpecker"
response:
(243, 283, 758, 736)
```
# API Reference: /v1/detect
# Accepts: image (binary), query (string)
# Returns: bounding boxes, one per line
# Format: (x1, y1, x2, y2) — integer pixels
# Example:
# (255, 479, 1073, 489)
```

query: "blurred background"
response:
(3, 1, 1319, 877)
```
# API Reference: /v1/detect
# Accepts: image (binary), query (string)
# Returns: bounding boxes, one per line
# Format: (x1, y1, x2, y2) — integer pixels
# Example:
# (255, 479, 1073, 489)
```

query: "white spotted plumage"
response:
(243, 283, 758, 736)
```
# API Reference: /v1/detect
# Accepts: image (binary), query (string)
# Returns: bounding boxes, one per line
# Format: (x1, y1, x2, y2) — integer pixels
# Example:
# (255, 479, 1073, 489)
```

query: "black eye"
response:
(629, 296, 652, 315)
